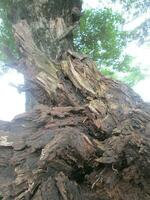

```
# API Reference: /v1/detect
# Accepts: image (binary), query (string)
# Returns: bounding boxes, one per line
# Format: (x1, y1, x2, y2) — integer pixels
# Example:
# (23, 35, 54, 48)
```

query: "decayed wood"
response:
(10, 0, 82, 61)
(0, 0, 150, 199)
(0, 49, 150, 199)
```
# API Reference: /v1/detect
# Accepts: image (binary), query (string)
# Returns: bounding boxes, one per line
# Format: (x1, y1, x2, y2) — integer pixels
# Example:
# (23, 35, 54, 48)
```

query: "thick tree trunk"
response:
(0, 0, 150, 200)
(10, 0, 82, 110)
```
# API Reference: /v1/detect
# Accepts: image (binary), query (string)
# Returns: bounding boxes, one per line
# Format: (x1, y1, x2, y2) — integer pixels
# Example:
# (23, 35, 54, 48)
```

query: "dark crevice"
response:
(30, 182, 41, 199)
(70, 163, 93, 184)
(86, 125, 110, 141)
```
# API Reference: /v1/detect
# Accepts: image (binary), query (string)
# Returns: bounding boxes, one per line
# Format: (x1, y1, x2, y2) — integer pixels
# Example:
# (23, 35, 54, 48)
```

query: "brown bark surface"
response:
(0, 0, 150, 199)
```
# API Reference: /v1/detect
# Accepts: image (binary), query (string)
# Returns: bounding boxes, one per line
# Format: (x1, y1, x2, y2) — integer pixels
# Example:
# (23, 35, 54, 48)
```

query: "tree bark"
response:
(10, 0, 82, 110)
(0, 0, 150, 200)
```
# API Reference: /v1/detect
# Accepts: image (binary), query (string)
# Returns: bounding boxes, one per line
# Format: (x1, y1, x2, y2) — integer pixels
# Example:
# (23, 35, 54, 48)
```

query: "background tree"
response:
(112, 0, 150, 44)
(73, 7, 146, 85)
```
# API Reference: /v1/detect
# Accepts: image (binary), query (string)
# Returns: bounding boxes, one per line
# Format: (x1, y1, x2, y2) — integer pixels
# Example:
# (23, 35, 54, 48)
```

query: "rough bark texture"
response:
(0, 0, 150, 199)
(10, 0, 82, 110)
(11, 0, 82, 60)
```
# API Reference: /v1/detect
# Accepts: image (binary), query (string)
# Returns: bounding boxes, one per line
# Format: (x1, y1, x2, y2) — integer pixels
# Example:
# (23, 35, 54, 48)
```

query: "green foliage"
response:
(112, 0, 150, 44)
(0, 0, 17, 62)
(130, 18, 150, 44)
(73, 8, 144, 85)
(116, 0, 150, 15)
(121, 67, 145, 86)
(74, 9, 127, 66)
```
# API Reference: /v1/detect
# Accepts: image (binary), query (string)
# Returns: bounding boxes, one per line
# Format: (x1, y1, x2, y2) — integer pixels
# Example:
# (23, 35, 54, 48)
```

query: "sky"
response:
(0, 69, 25, 121)
(0, 0, 150, 121)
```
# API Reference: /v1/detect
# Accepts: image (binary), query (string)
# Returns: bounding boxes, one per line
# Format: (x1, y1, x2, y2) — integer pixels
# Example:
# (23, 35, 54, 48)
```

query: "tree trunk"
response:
(10, 0, 82, 110)
(0, 0, 150, 200)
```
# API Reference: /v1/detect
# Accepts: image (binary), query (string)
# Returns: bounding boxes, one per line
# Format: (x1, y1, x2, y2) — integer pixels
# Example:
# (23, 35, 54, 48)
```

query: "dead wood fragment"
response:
(0, 7, 150, 199)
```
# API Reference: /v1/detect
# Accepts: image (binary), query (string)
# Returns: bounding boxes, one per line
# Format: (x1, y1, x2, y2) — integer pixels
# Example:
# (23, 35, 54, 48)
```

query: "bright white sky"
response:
(0, 0, 150, 121)
(0, 69, 25, 121)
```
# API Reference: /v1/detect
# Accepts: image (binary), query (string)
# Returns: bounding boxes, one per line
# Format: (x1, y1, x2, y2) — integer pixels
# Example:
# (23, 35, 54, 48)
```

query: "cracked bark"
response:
(0, 0, 150, 199)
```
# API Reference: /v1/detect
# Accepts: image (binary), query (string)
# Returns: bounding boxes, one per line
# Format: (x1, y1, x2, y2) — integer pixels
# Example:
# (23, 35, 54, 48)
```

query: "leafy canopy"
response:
(112, 0, 150, 44)
(73, 8, 145, 85)
(0, 0, 16, 62)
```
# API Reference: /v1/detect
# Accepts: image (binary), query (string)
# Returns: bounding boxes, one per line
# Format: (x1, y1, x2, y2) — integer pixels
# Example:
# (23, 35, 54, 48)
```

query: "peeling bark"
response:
(0, 0, 150, 199)
(11, 0, 82, 110)
(11, 0, 82, 60)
